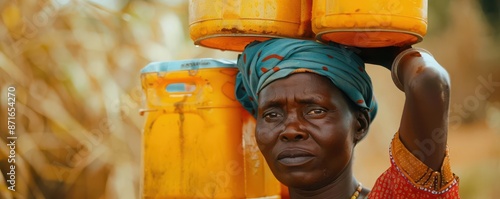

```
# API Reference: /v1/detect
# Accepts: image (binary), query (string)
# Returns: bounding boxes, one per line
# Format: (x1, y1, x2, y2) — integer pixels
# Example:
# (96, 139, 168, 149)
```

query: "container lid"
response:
(141, 58, 237, 74)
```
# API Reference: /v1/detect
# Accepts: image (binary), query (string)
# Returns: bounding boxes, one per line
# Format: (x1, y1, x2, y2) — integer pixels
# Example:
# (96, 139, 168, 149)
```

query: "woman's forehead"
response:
(258, 73, 344, 102)
(264, 73, 336, 91)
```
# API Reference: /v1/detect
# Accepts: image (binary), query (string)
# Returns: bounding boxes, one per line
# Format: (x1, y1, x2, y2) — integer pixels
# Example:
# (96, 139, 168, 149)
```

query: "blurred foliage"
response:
(479, 0, 500, 37)
(428, 0, 450, 34)
(0, 0, 498, 199)
(0, 0, 187, 198)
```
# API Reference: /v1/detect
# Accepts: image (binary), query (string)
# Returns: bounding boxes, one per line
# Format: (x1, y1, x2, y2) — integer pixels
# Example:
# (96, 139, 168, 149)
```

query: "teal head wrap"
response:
(235, 38, 377, 122)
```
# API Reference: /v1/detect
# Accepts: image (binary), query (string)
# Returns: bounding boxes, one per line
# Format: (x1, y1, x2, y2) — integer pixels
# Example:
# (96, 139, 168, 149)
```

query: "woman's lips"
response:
(277, 149, 315, 166)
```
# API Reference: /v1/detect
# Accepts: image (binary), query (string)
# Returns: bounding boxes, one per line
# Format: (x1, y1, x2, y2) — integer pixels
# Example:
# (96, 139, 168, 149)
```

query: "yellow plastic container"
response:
(312, 0, 427, 47)
(241, 111, 281, 199)
(189, 0, 313, 52)
(140, 59, 280, 199)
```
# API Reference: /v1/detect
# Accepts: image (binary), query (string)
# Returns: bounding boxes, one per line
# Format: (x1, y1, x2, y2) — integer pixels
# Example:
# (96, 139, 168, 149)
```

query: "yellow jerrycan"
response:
(189, 0, 314, 52)
(140, 59, 280, 199)
(312, 0, 428, 47)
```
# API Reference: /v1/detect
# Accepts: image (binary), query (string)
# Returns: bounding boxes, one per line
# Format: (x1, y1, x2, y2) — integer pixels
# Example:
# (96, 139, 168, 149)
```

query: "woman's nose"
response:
(279, 129, 309, 142)
(279, 115, 309, 142)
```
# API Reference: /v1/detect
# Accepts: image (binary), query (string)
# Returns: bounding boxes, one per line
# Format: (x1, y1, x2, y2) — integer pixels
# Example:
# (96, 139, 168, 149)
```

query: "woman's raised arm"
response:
(353, 45, 459, 198)
(355, 46, 451, 170)
(392, 48, 450, 170)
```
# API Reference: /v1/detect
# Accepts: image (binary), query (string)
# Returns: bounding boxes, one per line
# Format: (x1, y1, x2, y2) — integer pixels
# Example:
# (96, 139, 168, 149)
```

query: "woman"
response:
(235, 39, 460, 198)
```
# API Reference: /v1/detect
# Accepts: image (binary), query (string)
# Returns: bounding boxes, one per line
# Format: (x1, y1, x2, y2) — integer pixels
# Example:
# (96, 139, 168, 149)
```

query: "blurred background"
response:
(0, 0, 499, 198)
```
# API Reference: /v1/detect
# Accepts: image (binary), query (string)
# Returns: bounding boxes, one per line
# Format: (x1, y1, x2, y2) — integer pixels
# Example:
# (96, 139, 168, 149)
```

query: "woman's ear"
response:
(354, 108, 370, 144)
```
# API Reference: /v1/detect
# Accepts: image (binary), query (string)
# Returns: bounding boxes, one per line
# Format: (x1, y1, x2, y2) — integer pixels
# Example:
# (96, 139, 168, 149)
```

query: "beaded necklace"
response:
(350, 183, 363, 199)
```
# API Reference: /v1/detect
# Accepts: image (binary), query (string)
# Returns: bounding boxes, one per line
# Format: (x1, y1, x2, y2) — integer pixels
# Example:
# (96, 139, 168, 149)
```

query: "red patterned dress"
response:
(368, 132, 460, 198)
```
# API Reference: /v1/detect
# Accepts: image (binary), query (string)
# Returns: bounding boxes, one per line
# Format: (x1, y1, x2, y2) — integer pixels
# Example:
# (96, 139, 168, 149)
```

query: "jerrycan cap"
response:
(140, 58, 237, 74)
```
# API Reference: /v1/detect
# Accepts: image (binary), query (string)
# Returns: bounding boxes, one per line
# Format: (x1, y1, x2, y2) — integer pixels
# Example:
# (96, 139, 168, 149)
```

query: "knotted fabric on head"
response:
(235, 38, 377, 122)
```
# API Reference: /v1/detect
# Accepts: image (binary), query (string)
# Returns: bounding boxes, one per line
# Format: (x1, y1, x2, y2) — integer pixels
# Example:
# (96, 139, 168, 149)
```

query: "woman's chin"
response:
(276, 171, 326, 191)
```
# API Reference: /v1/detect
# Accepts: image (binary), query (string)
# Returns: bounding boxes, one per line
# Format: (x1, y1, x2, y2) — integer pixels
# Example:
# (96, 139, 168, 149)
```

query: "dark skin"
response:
(256, 46, 450, 198)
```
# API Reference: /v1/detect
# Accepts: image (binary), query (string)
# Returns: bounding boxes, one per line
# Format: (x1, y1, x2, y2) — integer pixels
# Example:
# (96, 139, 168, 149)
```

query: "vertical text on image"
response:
(6, 86, 17, 191)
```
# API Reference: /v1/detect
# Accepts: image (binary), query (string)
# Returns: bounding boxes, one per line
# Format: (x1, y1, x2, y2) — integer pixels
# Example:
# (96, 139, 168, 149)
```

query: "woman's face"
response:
(256, 73, 363, 190)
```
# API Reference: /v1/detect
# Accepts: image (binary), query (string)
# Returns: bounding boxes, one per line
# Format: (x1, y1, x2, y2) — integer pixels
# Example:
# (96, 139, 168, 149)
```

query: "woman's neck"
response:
(288, 162, 358, 199)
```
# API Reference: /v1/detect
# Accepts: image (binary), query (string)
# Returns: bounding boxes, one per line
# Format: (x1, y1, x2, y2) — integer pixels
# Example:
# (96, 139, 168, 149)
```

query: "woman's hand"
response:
(350, 45, 411, 70)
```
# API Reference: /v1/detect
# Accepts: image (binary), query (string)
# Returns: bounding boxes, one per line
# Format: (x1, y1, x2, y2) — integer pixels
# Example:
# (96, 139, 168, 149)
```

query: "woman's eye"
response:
(264, 112, 280, 119)
(307, 109, 326, 115)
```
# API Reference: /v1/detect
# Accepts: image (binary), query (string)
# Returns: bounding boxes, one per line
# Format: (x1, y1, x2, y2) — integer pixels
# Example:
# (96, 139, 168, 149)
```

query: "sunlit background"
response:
(0, 0, 499, 198)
